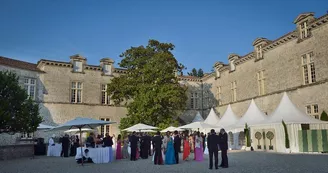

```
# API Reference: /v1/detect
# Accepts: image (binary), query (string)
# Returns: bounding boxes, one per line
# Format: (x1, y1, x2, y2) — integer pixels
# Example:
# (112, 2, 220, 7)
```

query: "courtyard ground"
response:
(1, 151, 328, 173)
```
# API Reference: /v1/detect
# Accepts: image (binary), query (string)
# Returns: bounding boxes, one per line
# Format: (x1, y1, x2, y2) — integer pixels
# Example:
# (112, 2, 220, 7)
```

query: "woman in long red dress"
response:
(183, 134, 190, 161)
(116, 135, 122, 160)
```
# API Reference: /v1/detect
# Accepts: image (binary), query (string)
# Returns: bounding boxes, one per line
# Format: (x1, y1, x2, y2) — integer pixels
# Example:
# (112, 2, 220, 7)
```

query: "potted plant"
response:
(244, 124, 252, 151)
(282, 120, 291, 153)
(266, 131, 274, 150)
(255, 132, 262, 149)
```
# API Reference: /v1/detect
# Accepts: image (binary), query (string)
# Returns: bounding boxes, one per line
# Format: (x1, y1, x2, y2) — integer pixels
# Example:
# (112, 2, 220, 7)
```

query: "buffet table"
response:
(75, 147, 112, 164)
(47, 144, 62, 157)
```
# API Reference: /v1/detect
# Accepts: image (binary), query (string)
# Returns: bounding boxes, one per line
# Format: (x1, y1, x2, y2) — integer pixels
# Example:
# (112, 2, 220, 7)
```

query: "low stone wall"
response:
(0, 144, 34, 160)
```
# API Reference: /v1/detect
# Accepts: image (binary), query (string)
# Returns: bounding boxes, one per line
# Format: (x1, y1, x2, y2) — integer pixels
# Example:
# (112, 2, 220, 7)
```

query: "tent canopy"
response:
(254, 92, 328, 126)
(192, 112, 205, 122)
(48, 117, 115, 131)
(179, 122, 218, 130)
(123, 123, 158, 132)
(217, 104, 239, 128)
(232, 99, 267, 129)
(37, 124, 55, 130)
(204, 108, 220, 125)
(160, 126, 183, 133)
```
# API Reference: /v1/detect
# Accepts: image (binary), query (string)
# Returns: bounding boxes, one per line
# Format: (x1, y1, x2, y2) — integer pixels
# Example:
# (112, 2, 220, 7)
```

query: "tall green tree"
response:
(0, 71, 42, 134)
(107, 40, 188, 130)
(187, 68, 198, 77)
(321, 111, 328, 121)
(197, 68, 204, 77)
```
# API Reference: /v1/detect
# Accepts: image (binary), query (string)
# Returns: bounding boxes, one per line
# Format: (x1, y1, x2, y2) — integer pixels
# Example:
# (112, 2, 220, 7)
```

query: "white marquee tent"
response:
(217, 104, 239, 128)
(225, 100, 267, 150)
(204, 108, 220, 125)
(192, 112, 205, 123)
(251, 92, 328, 153)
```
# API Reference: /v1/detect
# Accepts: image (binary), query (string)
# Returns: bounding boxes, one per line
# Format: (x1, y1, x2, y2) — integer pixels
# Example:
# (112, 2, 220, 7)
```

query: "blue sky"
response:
(0, 0, 327, 73)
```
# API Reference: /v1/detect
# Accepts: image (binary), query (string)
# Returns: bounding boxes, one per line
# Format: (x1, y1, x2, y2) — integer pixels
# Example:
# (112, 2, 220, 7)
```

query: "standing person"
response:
(116, 134, 122, 160)
(195, 132, 204, 161)
(141, 133, 149, 159)
(75, 135, 80, 147)
(62, 134, 70, 157)
(152, 131, 163, 165)
(103, 133, 114, 162)
(148, 133, 152, 156)
(173, 131, 181, 164)
(129, 131, 138, 161)
(208, 129, 219, 170)
(201, 132, 206, 152)
(86, 133, 95, 148)
(218, 128, 229, 168)
(122, 136, 129, 159)
(164, 132, 176, 165)
(70, 135, 76, 156)
(183, 132, 190, 161)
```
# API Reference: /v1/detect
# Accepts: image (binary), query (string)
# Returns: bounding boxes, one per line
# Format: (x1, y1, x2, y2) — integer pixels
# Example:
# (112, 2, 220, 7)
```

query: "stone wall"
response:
(0, 144, 34, 160)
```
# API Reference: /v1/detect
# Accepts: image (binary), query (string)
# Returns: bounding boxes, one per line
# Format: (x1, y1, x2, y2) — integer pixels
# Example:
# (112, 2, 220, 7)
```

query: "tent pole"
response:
(80, 127, 83, 166)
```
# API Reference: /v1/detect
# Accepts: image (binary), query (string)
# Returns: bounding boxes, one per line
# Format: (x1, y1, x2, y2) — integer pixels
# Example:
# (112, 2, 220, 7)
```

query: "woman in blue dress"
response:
(165, 133, 176, 165)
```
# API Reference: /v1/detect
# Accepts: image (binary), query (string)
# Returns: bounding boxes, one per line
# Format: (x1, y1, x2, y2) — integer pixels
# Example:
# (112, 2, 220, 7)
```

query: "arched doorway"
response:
(238, 131, 245, 147)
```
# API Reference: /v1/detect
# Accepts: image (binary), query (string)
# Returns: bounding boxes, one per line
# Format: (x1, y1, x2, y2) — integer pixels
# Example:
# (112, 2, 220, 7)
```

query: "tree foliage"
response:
(107, 40, 188, 130)
(0, 71, 42, 134)
(282, 120, 290, 149)
(320, 111, 328, 121)
(244, 123, 251, 147)
(187, 68, 204, 77)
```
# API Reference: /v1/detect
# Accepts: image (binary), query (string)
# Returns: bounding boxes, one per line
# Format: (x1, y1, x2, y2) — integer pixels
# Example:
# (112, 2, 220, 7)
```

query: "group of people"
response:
(49, 128, 229, 169)
(128, 128, 229, 170)
(48, 134, 80, 157)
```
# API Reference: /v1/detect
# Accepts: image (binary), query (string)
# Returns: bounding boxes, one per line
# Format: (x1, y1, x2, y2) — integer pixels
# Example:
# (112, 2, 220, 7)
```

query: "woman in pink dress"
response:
(116, 134, 122, 160)
(195, 131, 204, 161)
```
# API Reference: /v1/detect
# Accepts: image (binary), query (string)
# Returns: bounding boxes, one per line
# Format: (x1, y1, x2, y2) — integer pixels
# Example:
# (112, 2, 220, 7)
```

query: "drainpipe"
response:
(201, 82, 204, 118)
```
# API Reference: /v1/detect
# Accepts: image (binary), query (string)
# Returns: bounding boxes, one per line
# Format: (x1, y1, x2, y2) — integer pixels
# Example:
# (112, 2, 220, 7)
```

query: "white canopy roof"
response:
(160, 126, 184, 132)
(192, 112, 204, 122)
(123, 123, 158, 131)
(179, 122, 218, 130)
(204, 108, 220, 125)
(232, 99, 267, 128)
(255, 92, 327, 126)
(217, 104, 239, 128)
(49, 117, 115, 131)
(37, 124, 55, 130)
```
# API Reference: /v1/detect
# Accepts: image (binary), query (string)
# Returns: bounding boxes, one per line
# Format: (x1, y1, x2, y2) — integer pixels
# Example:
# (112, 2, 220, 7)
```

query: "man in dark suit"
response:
(218, 128, 229, 168)
(153, 131, 163, 165)
(173, 130, 181, 164)
(129, 131, 138, 161)
(207, 129, 219, 170)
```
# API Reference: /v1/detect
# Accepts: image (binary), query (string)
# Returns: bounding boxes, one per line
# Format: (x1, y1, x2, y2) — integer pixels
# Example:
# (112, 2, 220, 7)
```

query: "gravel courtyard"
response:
(1, 151, 328, 173)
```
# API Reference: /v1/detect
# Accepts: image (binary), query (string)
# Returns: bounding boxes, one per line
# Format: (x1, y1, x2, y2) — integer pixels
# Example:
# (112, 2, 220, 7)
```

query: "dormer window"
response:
(73, 61, 83, 72)
(256, 45, 263, 59)
(300, 21, 309, 39)
(103, 64, 112, 75)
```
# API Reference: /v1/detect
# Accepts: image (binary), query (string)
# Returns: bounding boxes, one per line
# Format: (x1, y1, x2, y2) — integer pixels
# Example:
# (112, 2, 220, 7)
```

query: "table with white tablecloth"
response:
(75, 147, 112, 164)
(47, 144, 62, 157)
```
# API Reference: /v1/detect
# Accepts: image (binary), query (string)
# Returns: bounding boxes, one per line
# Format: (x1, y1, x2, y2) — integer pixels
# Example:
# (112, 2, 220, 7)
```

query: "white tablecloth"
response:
(47, 144, 62, 157)
(75, 147, 111, 164)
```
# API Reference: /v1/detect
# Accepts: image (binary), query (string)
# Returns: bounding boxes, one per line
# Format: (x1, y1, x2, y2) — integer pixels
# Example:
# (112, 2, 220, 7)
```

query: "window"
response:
(101, 84, 110, 104)
(24, 78, 36, 99)
(302, 52, 316, 84)
(190, 92, 198, 109)
(301, 124, 310, 130)
(21, 132, 33, 139)
(216, 86, 222, 105)
(257, 70, 265, 95)
(231, 81, 237, 102)
(99, 118, 111, 137)
(306, 104, 319, 119)
(256, 45, 263, 59)
(73, 61, 83, 72)
(71, 82, 82, 103)
(203, 91, 210, 108)
(300, 21, 309, 39)
(228, 132, 234, 145)
(103, 64, 112, 75)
